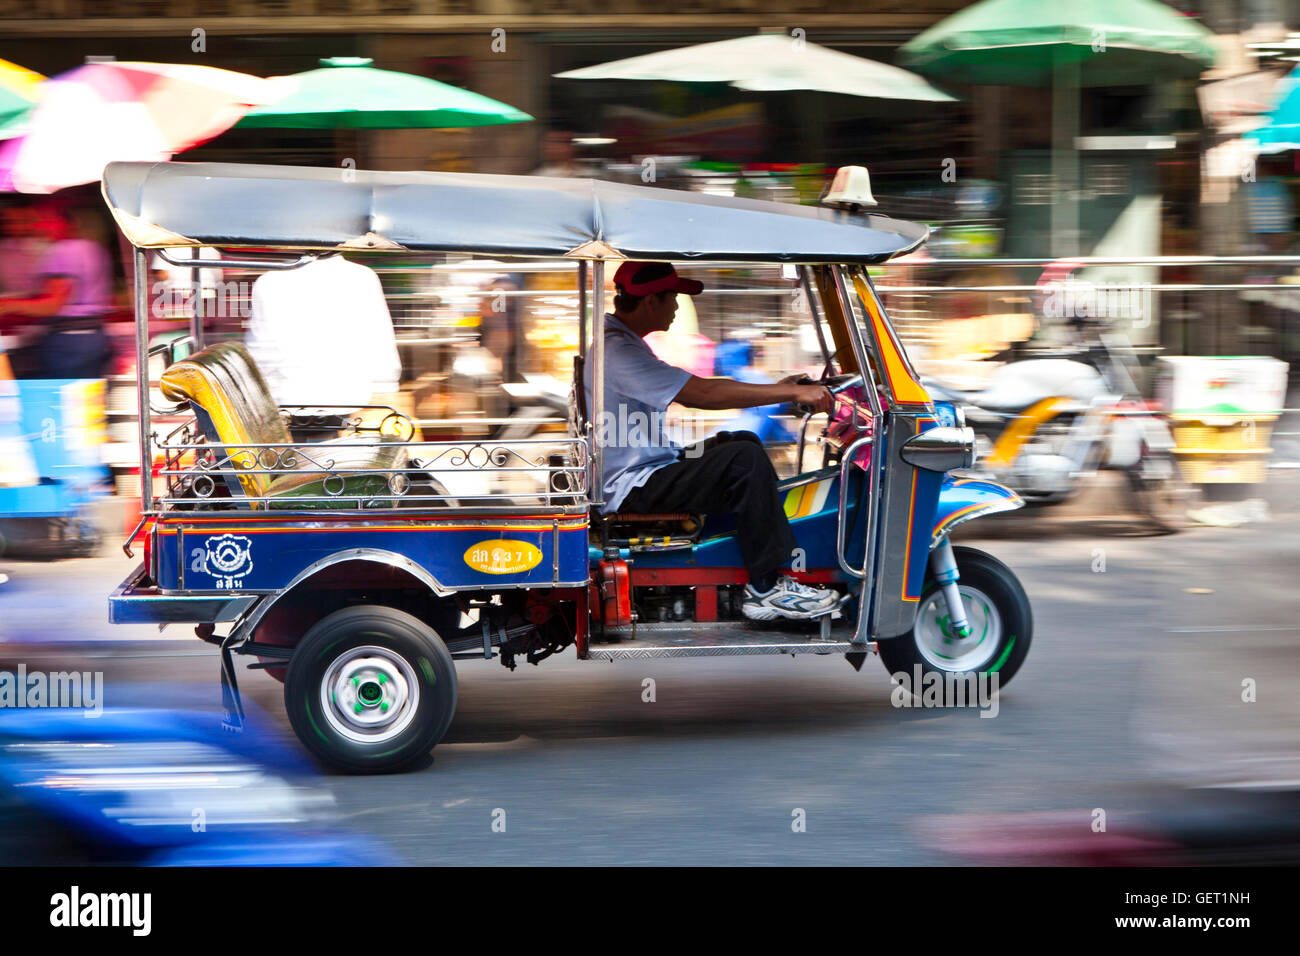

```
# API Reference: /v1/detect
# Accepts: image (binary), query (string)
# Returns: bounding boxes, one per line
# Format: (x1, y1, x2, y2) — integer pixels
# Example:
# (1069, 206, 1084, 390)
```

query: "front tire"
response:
(878, 546, 1032, 701)
(284, 605, 457, 774)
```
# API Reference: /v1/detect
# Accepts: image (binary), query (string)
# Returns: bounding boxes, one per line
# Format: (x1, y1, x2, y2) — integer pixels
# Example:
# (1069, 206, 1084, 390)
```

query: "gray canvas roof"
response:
(101, 161, 928, 263)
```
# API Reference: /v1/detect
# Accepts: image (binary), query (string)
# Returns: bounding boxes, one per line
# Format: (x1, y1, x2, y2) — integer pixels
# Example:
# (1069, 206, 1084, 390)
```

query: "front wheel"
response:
(284, 605, 457, 774)
(878, 546, 1032, 701)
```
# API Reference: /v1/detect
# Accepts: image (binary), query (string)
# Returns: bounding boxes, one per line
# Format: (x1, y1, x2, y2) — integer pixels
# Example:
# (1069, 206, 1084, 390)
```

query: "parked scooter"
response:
(493, 373, 571, 441)
(924, 334, 1189, 530)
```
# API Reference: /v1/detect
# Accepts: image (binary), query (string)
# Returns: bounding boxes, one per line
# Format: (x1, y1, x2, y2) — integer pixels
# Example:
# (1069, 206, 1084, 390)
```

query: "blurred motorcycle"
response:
(924, 335, 1190, 531)
(494, 373, 571, 441)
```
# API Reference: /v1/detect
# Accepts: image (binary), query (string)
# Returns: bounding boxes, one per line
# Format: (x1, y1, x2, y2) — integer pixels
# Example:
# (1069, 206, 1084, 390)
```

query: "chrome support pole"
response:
(155, 249, 315, 271)
(828, 266, 884, 644)
(189, 247, 204, 350)
(798, 266, 832, 371)
(590, 259, 605, 509)
(835, 434, 874, 581)
(577, 260, 588, 359)
(133, 248, 152, 510)
(832, 266, 888, 411)
(577, 260, 590, 503)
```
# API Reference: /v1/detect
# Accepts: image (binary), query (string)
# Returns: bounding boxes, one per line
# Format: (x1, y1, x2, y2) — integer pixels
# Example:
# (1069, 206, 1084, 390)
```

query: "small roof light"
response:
(822, 165, 878, 210)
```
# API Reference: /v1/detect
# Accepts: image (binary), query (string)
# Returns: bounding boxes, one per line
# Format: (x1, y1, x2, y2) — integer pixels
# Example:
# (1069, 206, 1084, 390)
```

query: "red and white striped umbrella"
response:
(0, 60, 289, 193)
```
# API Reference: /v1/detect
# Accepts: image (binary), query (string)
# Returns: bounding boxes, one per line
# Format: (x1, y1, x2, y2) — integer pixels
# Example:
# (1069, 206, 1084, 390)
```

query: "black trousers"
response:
(10, 326, 111, 380)
(618, 430, 796, 584)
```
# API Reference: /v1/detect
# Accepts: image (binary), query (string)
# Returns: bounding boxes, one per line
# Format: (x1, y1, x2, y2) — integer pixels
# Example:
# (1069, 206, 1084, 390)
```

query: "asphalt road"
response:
(2, 477, 1297, 865)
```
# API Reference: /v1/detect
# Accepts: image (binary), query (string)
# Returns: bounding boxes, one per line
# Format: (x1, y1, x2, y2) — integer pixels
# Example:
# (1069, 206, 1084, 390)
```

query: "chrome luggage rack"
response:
(154, 415, 589, 511)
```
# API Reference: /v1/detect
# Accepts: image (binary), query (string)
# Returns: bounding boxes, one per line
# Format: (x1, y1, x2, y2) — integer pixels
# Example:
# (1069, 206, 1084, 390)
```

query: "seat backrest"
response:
(160, 342, 293, 501)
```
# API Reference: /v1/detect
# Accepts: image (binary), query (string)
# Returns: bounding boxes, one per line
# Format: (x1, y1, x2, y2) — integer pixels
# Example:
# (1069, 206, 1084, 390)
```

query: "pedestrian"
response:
(530, 127, 588, 178)
(0, 199, 114, 379)
(0, 196, 48, 298)
(478, 275, 526, 384)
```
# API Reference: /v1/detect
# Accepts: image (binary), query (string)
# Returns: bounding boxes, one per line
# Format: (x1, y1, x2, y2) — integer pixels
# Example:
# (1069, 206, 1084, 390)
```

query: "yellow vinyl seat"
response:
(159, 341, 407, 509)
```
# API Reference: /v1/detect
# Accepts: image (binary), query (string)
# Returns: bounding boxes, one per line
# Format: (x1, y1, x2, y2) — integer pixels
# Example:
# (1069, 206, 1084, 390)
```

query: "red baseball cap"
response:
(613, 261, 704, 296)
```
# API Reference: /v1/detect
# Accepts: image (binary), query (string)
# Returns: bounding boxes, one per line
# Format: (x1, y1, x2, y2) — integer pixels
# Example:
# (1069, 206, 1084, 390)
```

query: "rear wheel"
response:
(878, 546, 1032, 702)
(284, 605, 456, 774)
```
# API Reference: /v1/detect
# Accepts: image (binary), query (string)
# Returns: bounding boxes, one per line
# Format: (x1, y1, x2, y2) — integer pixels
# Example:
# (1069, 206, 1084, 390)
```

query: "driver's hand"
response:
(778, 373, 813, 386)
(790, 384, 835, 415)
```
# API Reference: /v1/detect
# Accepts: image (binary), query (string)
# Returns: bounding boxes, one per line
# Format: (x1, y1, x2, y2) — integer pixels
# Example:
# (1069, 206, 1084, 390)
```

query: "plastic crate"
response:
(1171, 418, 1273, 454)
(1176, 455, 1269, 484)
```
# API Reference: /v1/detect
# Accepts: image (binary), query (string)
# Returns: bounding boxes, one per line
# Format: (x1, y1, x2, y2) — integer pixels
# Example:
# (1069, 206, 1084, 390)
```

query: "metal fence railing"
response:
(870, 254, 1300, 365)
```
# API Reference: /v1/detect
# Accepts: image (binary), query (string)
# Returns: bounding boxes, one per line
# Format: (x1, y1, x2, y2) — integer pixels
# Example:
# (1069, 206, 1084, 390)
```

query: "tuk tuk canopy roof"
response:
(100, 161, 929, 263)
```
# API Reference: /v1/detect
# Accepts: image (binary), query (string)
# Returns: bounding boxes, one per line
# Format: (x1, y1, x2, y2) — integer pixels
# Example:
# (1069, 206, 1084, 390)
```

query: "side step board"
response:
(586, 624, 875, 661)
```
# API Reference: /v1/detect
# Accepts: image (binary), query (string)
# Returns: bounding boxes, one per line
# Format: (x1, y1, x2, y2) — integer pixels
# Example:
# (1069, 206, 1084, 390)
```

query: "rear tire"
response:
(284, 605, 457, 774)
(878, 546, 1032, 703)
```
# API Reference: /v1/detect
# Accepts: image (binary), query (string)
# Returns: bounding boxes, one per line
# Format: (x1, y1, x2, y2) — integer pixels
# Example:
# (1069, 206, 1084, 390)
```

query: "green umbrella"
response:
(901, 0, 1216, 255)
(0, 91, 33, 129)
(236, 57, 532, 129)
(900, 0, 1217, 87)
(0, 58, 44, 137)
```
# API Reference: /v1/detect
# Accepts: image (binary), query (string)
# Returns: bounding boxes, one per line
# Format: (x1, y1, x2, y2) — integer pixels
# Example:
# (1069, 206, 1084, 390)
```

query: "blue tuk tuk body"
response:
(102, 161, 1029, 772)
(149, 514, 591, 595)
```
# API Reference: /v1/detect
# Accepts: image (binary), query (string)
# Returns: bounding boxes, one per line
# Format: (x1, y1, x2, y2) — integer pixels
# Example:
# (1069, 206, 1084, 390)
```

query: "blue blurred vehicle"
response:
(0, 378, 106, 558)
(0, 692, 399, 866)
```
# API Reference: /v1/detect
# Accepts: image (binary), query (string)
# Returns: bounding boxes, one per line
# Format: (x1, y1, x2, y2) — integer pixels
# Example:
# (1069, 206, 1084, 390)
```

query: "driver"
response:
(586, 261, 840, 621)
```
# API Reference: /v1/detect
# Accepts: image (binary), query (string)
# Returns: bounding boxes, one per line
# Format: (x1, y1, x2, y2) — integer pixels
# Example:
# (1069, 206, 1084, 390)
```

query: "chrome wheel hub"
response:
(321, 645, 420, 744)
(913, 585, 1002, 672)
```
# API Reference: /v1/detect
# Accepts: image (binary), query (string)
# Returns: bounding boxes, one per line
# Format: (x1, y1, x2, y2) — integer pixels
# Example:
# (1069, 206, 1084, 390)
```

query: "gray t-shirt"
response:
(38, 238, 112, 318)
(583, 314, 691, 513)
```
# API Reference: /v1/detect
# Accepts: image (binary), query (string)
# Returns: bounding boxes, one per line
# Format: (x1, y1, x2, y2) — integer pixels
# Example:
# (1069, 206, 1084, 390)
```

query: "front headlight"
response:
(899, 426, 976, 472)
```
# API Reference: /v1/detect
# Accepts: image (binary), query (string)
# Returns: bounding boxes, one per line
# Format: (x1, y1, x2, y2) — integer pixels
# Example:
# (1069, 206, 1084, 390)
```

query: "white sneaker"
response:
(742, 576, 841, 621)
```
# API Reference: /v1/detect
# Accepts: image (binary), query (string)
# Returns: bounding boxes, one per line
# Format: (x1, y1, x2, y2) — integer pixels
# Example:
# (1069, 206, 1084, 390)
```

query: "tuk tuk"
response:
(102, 160, 1030, 773)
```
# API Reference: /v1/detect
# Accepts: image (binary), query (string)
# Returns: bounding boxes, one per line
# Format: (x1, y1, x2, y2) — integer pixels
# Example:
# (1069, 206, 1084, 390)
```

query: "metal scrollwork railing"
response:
(153, 417, 589, 512)
(422, 442, 551, 472)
